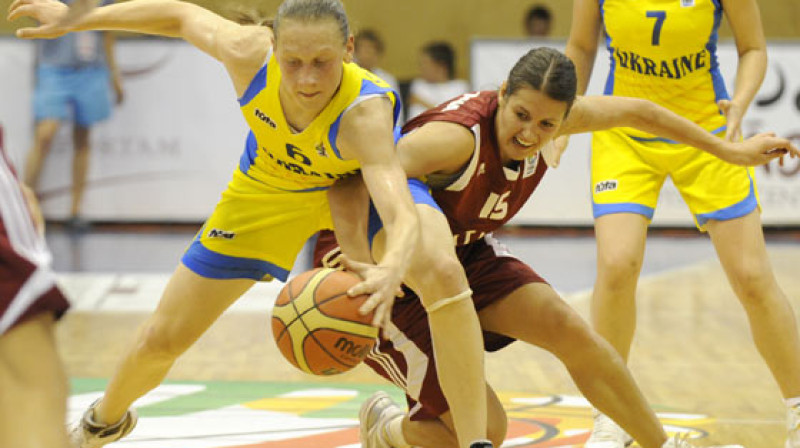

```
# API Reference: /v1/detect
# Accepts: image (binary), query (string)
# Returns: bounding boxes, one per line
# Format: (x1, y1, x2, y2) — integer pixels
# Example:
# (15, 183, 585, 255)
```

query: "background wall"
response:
(2, 0, 799, 80)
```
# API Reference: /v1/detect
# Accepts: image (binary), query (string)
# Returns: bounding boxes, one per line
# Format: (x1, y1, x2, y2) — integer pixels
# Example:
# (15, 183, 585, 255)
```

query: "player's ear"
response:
(497, 81, 509, 107)
(344, 34, 354, 63)
(499, 81, 508, 98)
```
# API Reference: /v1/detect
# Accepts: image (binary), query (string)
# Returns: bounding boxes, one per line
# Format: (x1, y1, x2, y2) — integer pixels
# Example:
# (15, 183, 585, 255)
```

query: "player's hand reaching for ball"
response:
(8, 0, 72, 39)
(339, 255, 404, 331)
(723, 132, 799, 166)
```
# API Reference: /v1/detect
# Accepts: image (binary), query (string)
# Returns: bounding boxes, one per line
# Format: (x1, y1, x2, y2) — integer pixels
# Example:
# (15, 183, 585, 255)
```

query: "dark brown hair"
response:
(505, 47, 577, 114)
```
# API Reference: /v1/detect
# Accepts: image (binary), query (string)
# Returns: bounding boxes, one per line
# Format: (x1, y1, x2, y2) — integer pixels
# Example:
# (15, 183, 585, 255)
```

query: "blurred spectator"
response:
(354, 29, 403, 122)
(524, 4, 553, 37)
(355, 29, 399, 91)
(407, 41, 470, 120)
(24, 0, 123, 230)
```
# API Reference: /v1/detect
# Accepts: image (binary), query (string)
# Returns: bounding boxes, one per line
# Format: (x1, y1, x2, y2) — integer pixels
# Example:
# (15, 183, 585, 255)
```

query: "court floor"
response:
(50, 225, 800, 447)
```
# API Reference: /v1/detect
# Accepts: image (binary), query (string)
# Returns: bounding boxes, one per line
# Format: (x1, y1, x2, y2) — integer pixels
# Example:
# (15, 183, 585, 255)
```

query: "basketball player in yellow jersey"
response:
(564, 0, 800, 446)
(9, 1, 495, 448)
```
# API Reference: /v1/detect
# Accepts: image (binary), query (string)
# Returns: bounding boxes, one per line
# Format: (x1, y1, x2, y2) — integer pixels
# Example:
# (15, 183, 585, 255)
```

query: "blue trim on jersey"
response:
(182, 237, 290, 281)
(600, 0, 616, 95)
(393, 125, 403, 144)
(238, 64, 268, 107)
(593, 202, 655, 219)
(328, 114, 345, 159)
(695, 174, 757, 226)
(367, 178, 442, 243)
(706, 1, 729, 105)
(327, 78, 400, 160)
(628, 125, 727, 144)
(239, 131, 258, 174)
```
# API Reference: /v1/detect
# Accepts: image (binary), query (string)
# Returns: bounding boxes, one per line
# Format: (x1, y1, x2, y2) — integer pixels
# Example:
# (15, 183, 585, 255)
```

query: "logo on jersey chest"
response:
(254, 108, 278, 129)
(523, 154, 540, 178)
(681, 0, 695, 7)
(207, 228, 236, 239)
(595, 180, 618, 193)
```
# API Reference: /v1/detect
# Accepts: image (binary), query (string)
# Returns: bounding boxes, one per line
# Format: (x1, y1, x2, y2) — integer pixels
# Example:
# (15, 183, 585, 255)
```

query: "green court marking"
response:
(69, 378, 405, 418)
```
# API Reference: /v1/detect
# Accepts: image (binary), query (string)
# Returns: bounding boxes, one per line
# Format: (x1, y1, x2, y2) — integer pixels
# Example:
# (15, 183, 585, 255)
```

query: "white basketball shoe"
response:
(359, 391, 405, 448)
(69, 400, 138, 448)
(787, 404, 800, 448)
(661, 433, 744, 448)
(585, 412, 634, 448)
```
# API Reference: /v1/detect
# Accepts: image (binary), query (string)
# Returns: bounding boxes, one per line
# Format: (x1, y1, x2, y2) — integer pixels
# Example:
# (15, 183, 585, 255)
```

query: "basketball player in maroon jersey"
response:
(315, 47, 796, 448)
(0, 129, 71, 448)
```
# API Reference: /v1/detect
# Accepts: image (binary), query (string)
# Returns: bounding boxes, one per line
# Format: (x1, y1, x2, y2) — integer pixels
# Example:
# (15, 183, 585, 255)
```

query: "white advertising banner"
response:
(471, 39, 800, 226)
(1, 38, 797, 225)
(0, 39, 248, 221)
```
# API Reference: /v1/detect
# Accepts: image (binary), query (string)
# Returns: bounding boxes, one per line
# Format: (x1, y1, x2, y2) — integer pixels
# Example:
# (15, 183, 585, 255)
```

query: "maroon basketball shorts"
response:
(0, 158, 69, 336)
(313, 230, 546, 420)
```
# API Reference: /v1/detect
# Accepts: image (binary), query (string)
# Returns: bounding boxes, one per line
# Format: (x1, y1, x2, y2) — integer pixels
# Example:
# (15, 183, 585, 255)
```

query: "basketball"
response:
(271, 268, 378, 375)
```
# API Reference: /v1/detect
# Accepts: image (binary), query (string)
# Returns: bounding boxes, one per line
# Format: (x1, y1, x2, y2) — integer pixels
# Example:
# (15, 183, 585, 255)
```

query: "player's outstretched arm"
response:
(9, 0, 270, 94)
(560, 95, 798, 166)
(335, 97, 420, 329)
(327, 175, 373, 265)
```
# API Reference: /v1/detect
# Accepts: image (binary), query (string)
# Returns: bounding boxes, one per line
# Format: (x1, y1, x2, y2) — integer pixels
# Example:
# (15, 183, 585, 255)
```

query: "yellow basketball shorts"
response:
(181, 169, 334, 281)
(590, 128, 759, 230)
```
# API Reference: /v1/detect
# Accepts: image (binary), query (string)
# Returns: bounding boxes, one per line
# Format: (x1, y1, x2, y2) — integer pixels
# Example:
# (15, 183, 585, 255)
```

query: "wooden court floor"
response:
(54, 239, 800, 447)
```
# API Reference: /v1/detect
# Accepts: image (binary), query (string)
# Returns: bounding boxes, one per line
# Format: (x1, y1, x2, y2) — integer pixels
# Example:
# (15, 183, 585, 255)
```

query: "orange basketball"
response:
(271, 268, 378, 375)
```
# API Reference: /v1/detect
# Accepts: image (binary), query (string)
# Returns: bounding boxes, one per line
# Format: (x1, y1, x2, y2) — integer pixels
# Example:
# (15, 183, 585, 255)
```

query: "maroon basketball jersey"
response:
(402, 91, 549, 246)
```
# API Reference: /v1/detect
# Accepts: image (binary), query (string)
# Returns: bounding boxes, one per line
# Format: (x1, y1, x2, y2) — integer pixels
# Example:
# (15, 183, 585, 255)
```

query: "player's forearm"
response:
(626, 100, 729, 156)
(71, 0, 198, 38)
(564, 43, 597, 96)
(363, 170, 420, 277)
(328, 177, 373, 264)
(730, 48, 767, 112)
(376, 210, 418, 283)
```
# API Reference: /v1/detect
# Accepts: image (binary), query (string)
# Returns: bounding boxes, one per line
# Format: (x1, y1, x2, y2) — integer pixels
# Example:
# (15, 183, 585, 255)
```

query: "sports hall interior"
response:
(1, 0, 800, 447)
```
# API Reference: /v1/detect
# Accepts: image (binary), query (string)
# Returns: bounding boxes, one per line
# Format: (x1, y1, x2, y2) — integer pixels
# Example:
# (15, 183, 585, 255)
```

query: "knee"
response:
(407, 252, 468, 301)
(597, 249, 642, 282)
(732, 272, 779, 308)
(133, 320, 191, 361)
(34, 133, 56, 152)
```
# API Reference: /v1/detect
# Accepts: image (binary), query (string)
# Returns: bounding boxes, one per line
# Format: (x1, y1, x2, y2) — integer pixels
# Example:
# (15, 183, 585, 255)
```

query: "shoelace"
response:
(589, 415, 625, 441)
(668, 433, 693, 448)
(791, 405, 800, 426)
(789, 405, 800, 439)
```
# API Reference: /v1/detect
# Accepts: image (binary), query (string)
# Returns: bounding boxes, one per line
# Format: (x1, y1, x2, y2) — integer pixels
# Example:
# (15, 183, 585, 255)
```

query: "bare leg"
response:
(94, 264, 255, 424)
(71, 125, 91, 218)
(0, 313, 69, 448)
(591, 213, 649, 361)
(24, 119, 61, 189)
(401, 385, 507, 448)
(706, 210, 800, 398)
(479, 283, 668, 448)
(372, 204, 488, 448)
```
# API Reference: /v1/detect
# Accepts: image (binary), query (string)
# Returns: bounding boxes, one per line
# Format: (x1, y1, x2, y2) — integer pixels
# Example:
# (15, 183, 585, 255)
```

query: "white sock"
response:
(384, 414, 410, 448)
(787, 397, 800, 409)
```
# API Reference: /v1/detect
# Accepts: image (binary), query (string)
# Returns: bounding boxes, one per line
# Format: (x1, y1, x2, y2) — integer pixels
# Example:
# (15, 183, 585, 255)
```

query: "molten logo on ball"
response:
(334, 337, 371, 360)
(271, 268, 378, 375)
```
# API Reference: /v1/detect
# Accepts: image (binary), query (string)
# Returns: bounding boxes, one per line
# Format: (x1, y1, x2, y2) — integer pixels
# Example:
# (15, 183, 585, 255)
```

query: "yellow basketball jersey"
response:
(600, 0, 728, 139)
(237, 52, 400, 192)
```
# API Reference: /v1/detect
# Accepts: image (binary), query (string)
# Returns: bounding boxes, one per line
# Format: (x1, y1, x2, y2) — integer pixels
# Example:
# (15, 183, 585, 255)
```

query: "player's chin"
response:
(507, 144, 539, 161)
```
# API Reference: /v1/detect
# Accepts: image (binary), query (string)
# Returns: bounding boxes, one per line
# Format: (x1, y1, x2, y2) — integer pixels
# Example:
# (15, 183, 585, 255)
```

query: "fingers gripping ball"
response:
(271, 268, 378, 375)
